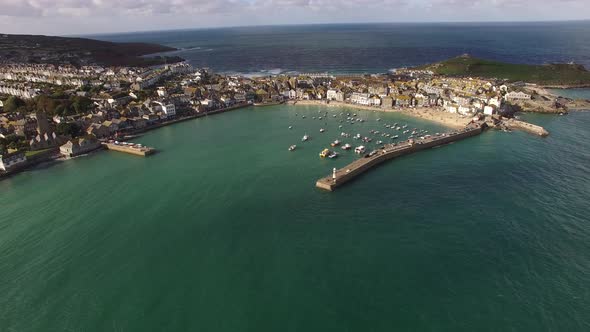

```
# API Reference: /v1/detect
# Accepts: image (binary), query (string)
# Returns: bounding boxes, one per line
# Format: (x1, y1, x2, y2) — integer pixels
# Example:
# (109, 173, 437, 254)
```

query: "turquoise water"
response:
(1, 106, 590, 331)
(550, 88, 590, 100)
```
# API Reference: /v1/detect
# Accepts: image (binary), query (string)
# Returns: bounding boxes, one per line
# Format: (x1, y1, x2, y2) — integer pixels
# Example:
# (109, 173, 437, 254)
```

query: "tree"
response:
(70, 96, 93, 114)
(56, 122, 82, 138)
(3, 96, 25, 113)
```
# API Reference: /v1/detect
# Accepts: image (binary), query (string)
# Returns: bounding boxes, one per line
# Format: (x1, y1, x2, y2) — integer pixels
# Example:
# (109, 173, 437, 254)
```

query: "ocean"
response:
(90, 21, 590, 75)
(2, 23, 590, 331)
(1, 105, 590, 331)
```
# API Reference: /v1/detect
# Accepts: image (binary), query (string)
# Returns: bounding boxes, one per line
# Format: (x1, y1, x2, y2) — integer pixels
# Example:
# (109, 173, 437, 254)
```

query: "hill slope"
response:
(417, 55, 590, 86)
(0, 33, 183, 67)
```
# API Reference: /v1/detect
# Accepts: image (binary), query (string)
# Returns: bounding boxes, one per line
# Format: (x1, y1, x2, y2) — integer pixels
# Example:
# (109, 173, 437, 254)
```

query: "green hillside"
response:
(418, 55, 590, 86)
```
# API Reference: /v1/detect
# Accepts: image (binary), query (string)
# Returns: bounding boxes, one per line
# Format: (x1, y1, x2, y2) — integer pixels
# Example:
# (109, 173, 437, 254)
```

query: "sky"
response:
(0, 0, 589, 35)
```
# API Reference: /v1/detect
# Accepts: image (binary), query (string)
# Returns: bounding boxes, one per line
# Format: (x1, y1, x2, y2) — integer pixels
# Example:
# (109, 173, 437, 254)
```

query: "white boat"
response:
(289, 126, 293, 129)
(342, 143, 352, 150)
(355, 146, 366, 154)
(393, 135, 399, 139)
(331, 140, 341, 147)
(376, 140, 383, 145)
(319, 128, 325, 133)
(288, 145, 297, 151)
(302, 135, 309, 142)
(328, 151, 339, 159)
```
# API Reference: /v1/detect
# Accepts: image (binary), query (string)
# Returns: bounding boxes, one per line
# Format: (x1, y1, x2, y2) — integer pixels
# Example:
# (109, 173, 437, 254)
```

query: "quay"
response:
(102, 142, 155, 156)
(504, 119, 549, 137)
(316, 123, 485, 191)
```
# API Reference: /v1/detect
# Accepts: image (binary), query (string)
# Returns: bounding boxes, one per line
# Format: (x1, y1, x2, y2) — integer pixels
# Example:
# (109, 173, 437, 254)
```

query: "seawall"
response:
(316, 124, 484, 191)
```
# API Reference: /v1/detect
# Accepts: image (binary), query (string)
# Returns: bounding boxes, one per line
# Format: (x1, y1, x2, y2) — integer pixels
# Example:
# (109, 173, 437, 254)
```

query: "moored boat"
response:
(319, 148, 330, 158)
(288, 145, 297, 151)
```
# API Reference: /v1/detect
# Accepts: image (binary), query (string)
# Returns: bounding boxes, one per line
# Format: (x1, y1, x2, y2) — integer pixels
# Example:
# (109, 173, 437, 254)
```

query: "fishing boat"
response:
(354, 146, 366, 154)
(331, 140, 341, 147)
(302, 134, 309, 142)
(288, 145, 297, 151)
(328, 151, 339, 159)
(342, 143, 352, 150)
(319, 148, 330, 158)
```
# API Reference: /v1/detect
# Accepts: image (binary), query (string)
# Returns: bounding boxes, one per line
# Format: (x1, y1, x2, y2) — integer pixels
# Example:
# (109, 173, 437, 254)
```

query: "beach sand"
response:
(290, 100, 471, 129)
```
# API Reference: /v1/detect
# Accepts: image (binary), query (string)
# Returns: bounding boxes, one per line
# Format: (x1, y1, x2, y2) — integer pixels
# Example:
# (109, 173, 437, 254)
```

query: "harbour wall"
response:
(316, 125, 483, 191)
(505, 119, 549, 137)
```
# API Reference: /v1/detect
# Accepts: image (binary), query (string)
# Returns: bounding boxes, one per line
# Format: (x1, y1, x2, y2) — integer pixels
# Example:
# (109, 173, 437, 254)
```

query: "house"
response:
(505, 91, 531, 101)
(369, 96, 381, 106)
(29, 132, 59, 151)
(350, 93, 370, 105)
(0, 151, 27, 171)
(381, 96, 394, 108)
(483, 105, 496, 115)
(60, 137, 102, 158)
(86, 124, 111, 138)
(395, 95, 411, 107)
(327, 89, 345, 102)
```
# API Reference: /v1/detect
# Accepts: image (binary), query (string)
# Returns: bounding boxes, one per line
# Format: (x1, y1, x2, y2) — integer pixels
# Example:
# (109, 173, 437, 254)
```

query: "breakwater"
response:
(316, 124, 484, 191)
(505, 119, 549, 137)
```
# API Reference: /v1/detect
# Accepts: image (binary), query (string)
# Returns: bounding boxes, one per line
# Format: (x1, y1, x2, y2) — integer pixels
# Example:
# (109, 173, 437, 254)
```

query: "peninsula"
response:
(0, 33, 183, 67)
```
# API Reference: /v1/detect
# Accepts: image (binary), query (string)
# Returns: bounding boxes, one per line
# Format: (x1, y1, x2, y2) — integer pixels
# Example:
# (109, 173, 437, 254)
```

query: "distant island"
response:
(416, 54, 590, 87)
(0, 33, 184, 67)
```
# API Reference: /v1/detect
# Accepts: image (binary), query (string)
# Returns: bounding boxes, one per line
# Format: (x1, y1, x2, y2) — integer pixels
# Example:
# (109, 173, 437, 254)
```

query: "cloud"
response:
(0, 0, 245, 17)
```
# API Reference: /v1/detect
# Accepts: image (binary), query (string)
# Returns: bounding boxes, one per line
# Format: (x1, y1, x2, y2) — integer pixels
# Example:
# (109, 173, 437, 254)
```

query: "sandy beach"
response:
(289, 100, 471, 129)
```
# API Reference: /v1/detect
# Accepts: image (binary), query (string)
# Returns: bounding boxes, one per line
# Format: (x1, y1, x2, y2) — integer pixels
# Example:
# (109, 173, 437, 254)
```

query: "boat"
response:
(331, 140, 341, 147)
(342, 143, 352, 150)
(320, 128, 325, 133)
(288, 126, 293, 129)
(328, 151, 339, 159)
(354, 146, 366, 154)
(302, 116, 306, 119)
(319, 148, 330, 158)
(302, 134, 309, 142)
(288, 145, 297, 151)
(393, 135, 399, 139)
(376, 140, 383, 145)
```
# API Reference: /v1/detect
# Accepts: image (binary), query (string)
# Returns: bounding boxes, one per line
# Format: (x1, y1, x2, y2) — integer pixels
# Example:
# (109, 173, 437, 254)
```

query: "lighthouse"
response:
(332, 168, 337, 182)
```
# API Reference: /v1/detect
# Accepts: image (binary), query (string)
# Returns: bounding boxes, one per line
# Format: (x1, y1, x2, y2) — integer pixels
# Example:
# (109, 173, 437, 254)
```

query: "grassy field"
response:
(25, 148, 52, 158)
(418, 55, 590, 86)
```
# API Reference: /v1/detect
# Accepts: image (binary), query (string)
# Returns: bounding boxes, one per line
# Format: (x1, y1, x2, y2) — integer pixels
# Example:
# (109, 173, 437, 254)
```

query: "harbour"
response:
(316, 123, 484, 191)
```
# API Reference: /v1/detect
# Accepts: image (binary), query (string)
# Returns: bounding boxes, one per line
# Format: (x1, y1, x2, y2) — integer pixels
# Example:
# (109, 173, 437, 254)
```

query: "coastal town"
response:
(0, 59, 578, 179)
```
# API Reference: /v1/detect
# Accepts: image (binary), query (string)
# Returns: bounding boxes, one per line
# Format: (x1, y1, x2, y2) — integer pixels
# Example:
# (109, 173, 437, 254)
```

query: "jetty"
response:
(316, 123, 485, 191)
(504, 119, 549, 137)
(103, 142, 155, 157)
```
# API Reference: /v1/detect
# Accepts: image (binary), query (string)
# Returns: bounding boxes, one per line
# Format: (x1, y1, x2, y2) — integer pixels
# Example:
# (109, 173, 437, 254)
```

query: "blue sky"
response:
(0, 0, 589, 35)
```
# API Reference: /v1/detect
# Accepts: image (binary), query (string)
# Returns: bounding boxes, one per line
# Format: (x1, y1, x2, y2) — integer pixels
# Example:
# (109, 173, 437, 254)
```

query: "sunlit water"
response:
(1, 105, 589, 331)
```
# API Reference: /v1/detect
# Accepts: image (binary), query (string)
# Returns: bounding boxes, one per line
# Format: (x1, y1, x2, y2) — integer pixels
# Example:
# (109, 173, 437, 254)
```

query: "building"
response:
(350, 93, 370, 105)
(0, 151, 27, 171)
(505, 91, 531, 101)
(60, 137, 102, 158)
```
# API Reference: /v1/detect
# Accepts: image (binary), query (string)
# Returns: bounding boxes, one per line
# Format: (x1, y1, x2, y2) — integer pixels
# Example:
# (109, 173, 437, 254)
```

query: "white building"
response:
(483, 105, 495, 115)
(0, 152, 27, 171)
(350, 93, 370, 106)
(370, 96, 381, 106)
(505, 91, 531, 101)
